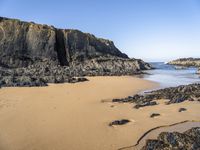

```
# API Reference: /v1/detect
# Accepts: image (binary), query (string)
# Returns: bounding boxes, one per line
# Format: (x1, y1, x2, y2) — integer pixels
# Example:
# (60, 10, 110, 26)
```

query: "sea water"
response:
(142, 62, 200, 88)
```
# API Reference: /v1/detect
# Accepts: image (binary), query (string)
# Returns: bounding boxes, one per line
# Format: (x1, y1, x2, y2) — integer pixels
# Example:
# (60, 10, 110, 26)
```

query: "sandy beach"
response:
(0, 76, 199, 150)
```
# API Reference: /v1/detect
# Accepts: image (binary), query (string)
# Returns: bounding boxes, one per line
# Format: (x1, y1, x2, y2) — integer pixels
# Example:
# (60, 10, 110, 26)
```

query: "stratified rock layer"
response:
(142, 127, 200, 150)
(0, 17, 152, 87)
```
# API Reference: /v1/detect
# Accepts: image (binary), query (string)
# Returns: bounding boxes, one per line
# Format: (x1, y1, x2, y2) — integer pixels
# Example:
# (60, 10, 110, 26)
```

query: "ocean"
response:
(141, 62, 200, 88)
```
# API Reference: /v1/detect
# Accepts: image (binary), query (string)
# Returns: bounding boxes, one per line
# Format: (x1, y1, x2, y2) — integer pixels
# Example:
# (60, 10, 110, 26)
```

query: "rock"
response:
(0, 75, 47, 87)
(112, 83, 200, 108)
(178, 108, 187, 112)
(0, 16, 152, 87)
(109, 119, 130, 126)
(168, 58, 200, 67)
(150, 113, 160, 118)
(142, 127, 200, 150)
(0, 17, 129, 68)
(134, 101, 157, 109)
(142, 140, 168, 150)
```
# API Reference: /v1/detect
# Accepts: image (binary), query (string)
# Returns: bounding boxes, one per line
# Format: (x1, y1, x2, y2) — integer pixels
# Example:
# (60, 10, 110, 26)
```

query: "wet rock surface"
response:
(112, 84, 200, 108)
(0, 17, 152, 87)
(109, 119, 130, 126)
(142, 127, 200, 150)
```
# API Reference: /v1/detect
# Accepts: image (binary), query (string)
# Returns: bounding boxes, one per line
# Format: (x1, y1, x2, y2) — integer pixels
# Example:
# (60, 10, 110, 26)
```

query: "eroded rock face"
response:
(0, 17, 57, 68)
(168, 58, 200, 67)
(0, 17, 128, 68)
(142, 127, 200, 150)
(0, 16, 152, 87)
(62, 29, 129, 63)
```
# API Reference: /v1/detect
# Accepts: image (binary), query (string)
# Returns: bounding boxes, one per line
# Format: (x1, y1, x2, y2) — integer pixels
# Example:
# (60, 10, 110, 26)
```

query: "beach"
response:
(0, 76, 199, 150)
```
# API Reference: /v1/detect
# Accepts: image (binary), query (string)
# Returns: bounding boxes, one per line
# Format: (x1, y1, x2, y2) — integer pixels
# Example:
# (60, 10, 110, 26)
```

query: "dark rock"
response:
(0, 17, 129, 68)
(134, 101, 157, 109)
(150, 113, 160, 118)
(142, 140, 168, 150)
(179, 108, 187, 112)
(112, 83, 200, 108)
(142, 127, 200, 150)
(109, 119, 130, 126)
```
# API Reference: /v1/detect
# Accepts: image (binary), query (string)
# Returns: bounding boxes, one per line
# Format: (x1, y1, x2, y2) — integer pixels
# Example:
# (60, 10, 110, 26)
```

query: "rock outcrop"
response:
(142, 127, 200, 150)
(0, 16, 152, 87)
(168, 58, 200, 67)
(0, 17, 129, 68)
(113, 83, 200, 108)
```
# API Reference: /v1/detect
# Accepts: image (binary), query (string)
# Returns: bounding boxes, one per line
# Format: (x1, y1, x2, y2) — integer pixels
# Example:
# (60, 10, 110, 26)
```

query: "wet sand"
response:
(0, 76, 199, 150)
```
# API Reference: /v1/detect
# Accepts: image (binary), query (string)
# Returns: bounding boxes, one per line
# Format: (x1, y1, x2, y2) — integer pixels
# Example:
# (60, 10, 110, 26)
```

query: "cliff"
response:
(0, 16, 152, 87)
(0, 17, 128, 68)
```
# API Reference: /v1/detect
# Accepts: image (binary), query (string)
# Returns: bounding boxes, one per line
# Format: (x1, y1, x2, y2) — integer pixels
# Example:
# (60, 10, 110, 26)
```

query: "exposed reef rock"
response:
(142, 127, 200, 150)
(0, 17, 152, 87)
(112, 84, 200, 108)
(168, 58, 200, 67)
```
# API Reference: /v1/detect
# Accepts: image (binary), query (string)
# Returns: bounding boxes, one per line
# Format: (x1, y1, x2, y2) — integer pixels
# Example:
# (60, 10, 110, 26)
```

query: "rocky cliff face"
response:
(0, 16, 152, 87)
(168, 58, 200, 67)
(0, 17, 128, 68)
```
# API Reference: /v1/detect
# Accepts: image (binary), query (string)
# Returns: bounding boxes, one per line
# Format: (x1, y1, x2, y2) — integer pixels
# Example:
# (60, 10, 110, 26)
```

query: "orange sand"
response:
(0, 76, 199, 150)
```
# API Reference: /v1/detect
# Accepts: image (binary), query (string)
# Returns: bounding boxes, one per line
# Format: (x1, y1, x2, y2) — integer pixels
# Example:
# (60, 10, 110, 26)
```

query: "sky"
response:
(0, 0, 200, 62)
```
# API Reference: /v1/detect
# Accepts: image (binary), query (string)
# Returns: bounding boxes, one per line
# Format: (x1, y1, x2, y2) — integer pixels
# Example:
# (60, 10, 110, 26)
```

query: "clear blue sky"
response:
(1, 0, 200, 61)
